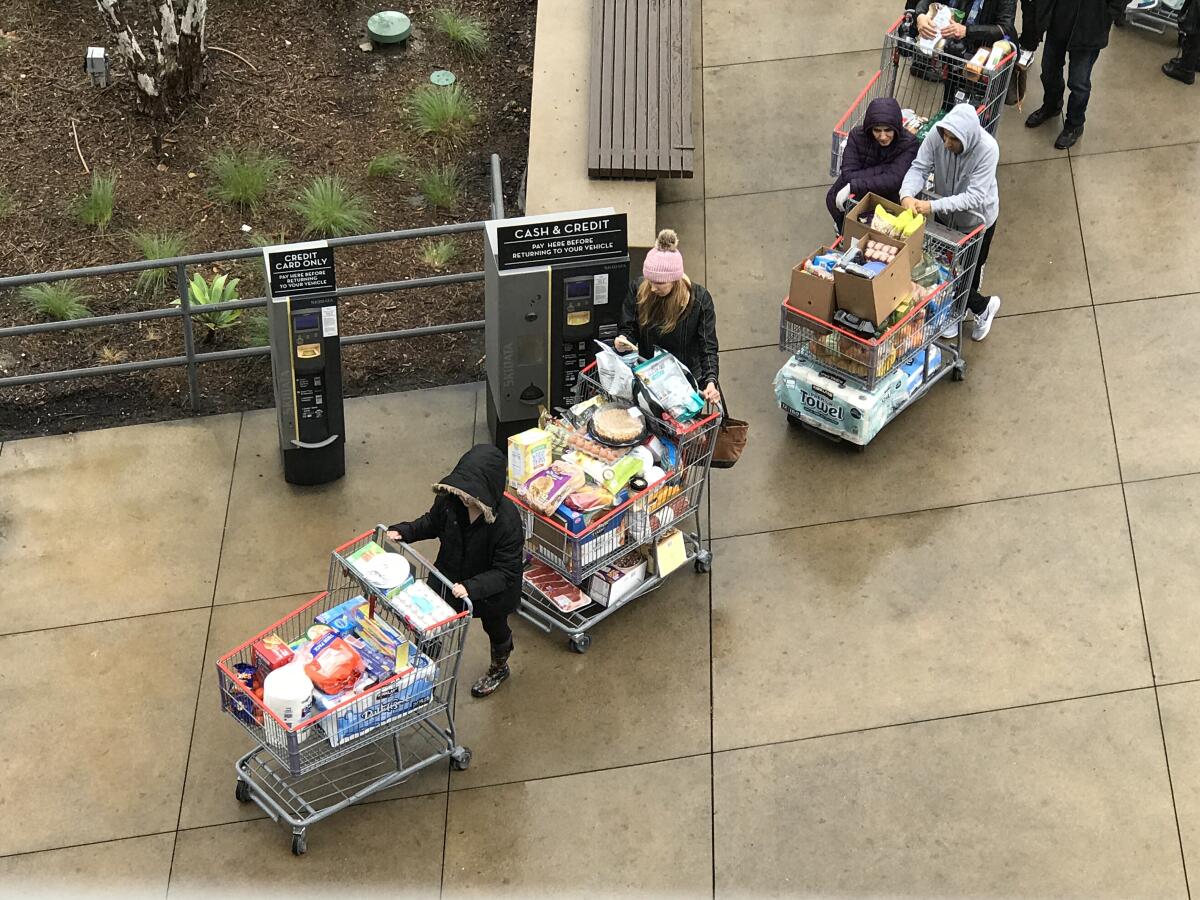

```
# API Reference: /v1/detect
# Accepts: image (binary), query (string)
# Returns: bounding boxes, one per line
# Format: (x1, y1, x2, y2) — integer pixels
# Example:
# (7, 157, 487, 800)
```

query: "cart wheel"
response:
(569, 633, 592, 654)
(234, 779, 252, 804)
(694, 551, 712, 574)
(952, 360, 967, 382)
(450, 747, 473, 771)
(291, 832, 307, 856)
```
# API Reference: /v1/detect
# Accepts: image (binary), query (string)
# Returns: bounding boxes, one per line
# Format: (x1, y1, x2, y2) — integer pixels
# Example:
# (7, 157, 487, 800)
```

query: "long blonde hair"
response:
(637, 230, 692, 334)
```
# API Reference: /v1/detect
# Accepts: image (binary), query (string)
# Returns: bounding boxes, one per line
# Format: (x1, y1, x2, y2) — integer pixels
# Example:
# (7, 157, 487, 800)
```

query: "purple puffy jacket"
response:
(826, 97, 920, 228)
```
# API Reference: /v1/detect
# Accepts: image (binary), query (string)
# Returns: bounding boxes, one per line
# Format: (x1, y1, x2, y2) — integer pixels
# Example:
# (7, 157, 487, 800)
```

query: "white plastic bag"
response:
(595, 341, 634, 402)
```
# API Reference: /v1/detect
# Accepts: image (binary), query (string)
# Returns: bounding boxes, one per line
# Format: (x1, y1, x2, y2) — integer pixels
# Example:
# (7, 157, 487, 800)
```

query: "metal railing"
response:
(0, 154, 507, 414)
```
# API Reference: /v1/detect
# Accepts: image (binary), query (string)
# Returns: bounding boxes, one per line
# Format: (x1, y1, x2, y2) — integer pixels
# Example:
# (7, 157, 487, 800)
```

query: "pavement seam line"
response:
(1072, 147, 1193, 900)
(711, 682, 1163, 757)
(708, 479, 1124, 545)
(166, 411, 244, 890)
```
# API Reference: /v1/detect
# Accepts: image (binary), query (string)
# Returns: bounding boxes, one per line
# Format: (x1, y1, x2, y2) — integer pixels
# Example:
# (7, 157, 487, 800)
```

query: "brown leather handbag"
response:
(710, 390, 748, 469)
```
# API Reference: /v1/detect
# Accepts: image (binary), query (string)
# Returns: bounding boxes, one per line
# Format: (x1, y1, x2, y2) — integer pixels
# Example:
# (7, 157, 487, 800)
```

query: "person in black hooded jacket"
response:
(388, 444, 524, 698)
(826, 97, 920, 229)
(914, 0, 1018, 47)
(1023, 0, 1126, 148)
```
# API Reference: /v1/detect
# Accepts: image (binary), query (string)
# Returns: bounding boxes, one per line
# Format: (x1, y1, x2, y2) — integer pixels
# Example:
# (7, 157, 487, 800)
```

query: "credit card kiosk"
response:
(264, 241, 346, 485)
(484, 209, 629, 446)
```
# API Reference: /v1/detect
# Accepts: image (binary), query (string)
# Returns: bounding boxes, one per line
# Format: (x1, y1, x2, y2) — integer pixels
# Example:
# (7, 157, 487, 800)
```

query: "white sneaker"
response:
(1127, 0, 1158, 10)
(971, 296, 1001, 341)
(940, 321, 960, 340)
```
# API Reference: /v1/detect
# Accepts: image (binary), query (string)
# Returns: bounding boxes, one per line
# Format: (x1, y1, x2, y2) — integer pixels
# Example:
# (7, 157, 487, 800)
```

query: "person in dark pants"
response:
(1163, 0, 1200, 84)
(912, 0, 1018, 115)
(1023, 0, 1126, 149)
(900, 104, 1003, 341)
(826, 97, 920, 230)
(388, 444, 523, 698)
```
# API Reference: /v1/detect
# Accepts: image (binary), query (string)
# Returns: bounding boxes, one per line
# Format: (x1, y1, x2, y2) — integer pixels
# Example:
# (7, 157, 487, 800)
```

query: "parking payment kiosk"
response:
(484, 209, 629, 444)
(264, 241, 346, 485)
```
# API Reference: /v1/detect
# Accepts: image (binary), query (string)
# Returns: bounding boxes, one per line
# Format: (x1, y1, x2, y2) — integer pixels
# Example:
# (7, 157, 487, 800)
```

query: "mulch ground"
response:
(0, 0, 535, 440)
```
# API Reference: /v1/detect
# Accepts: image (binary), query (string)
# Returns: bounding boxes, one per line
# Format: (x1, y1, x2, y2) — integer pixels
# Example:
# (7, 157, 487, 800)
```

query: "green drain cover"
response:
(430, 69, 456, 86)
(367, 11, 412, 44)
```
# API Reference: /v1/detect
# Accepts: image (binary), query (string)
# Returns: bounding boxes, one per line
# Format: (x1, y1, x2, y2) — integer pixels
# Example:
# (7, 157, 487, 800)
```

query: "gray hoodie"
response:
(900, 104, 1000, 230)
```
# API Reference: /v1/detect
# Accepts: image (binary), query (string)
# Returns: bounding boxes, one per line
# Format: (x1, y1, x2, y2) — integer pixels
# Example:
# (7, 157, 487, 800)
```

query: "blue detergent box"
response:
(312, 665, 436, 747)
(898, 345, 942, 397)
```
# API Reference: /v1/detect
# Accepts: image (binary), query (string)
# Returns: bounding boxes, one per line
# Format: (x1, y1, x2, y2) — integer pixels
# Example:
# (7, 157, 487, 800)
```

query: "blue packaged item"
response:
(225, 662, 260, 726)
(315, 596, 368, 635)
(311, 671, 435, 747)
(862, 261, 888, 278)
(555, 503, 592, 535)
(898, 345, 942, 398)
(345, 635, 395, 682)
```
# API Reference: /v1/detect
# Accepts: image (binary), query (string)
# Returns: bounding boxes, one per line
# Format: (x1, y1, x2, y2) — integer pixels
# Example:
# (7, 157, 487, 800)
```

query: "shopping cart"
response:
(511, 361, 721, 653)
(1126, 3, 1183, 34)
(831, 14, 1016, 177)
(216, 527, 472, 855)
(778, 208, 986, 446)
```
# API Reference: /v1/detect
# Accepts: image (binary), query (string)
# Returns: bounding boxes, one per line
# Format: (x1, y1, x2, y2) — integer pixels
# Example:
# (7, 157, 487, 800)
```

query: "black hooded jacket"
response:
(826, 97, 920, 223)
(390, 445, 524, 618)
(913, 0, 1018, 45)
(1034, 0, 1126, 49)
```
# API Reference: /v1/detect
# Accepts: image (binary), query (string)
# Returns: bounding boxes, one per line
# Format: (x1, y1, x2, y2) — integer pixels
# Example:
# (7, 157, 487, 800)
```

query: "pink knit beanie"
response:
(642, 229, 685, 283)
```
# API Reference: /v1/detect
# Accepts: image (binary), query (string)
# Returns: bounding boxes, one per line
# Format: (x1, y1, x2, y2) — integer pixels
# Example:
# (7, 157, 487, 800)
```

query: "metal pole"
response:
(490, 154, 505, 220)
(176, 262, 201, 413)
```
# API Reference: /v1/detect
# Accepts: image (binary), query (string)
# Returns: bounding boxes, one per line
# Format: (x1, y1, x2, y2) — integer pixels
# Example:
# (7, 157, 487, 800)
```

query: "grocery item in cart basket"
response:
(633, 352, 705, 423)
(775, 354, 908, 445)
(304, 631, 366, 696)
(588, 551, 649, 609)
(590, 404, 648, 446)
(253, 632, 294, 673)
(343, 541, 413, 600)
(386, 579, 460, 636)
(507, 428, 553, 489)
(262, 656, 315, 747)
(521, 460, 586, 516)
(312, 658, 436, 748)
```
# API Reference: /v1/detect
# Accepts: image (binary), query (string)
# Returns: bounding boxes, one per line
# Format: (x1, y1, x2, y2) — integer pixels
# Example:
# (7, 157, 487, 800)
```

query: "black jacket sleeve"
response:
(460, 509, 524, 604)
(390, 497, 441, 544)
(967, 0, 1017, 43)
(694, 285, 720, 388)
(619, 280, 641, 345)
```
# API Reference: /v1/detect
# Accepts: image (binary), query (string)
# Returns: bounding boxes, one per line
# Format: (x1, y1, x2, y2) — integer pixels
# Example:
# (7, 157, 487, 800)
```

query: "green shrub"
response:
(416, 163, 464, 210)
(408, 83, 477, 146)
(21, 283, 93, 321)
(130, 230, 187, 296)
(73, 172, 117, 232)
(207, 148, 284, 210)
(176, 272, 242, 336)
(241, 314, 270, 348)
(432, 8, 490, 57)
(367, 150, 409, 179)
(292, 175, 372, 237)
(421, 237, 459, 269)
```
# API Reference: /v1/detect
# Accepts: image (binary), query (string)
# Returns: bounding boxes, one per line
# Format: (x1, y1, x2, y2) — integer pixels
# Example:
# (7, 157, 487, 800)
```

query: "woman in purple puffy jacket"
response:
(825, 96, 920, 230)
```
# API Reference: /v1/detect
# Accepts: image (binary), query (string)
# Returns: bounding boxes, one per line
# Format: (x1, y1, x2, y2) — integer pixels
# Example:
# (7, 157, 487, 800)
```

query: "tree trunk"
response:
(96, 0, 207, 125)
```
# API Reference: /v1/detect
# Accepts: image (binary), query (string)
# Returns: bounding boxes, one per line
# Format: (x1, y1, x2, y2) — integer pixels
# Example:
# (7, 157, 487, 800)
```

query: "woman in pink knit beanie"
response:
(615, 229, 721, 404)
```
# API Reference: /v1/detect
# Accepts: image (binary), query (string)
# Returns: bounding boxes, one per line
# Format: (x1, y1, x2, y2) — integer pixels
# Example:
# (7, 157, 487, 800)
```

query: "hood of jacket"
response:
(863, 97, 904, 132)
(935, 103, 984, 156)
(432, 444, 507, 524)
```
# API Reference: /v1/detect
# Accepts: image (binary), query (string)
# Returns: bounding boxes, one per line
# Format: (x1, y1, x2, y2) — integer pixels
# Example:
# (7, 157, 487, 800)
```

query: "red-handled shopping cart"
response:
(778, 210, 986, 446)
(510, 361, 721, 653)
(831, 14, 1016, 178)
(216, 527, 472, 855)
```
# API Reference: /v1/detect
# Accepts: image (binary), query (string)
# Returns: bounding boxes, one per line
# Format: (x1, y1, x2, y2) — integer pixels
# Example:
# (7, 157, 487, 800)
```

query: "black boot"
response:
(1025, 105, 1062, 128)
(1163, 58, 1197, 83)
(471, 642, 512, 698)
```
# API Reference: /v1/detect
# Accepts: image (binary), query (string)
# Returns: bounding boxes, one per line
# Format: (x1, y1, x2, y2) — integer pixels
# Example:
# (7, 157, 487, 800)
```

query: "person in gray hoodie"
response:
(899, 104, 1002, 342)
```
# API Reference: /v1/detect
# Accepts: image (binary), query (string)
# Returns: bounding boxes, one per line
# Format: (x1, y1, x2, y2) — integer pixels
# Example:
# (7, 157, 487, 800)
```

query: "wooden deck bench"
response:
(588, 0, 695, 180)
